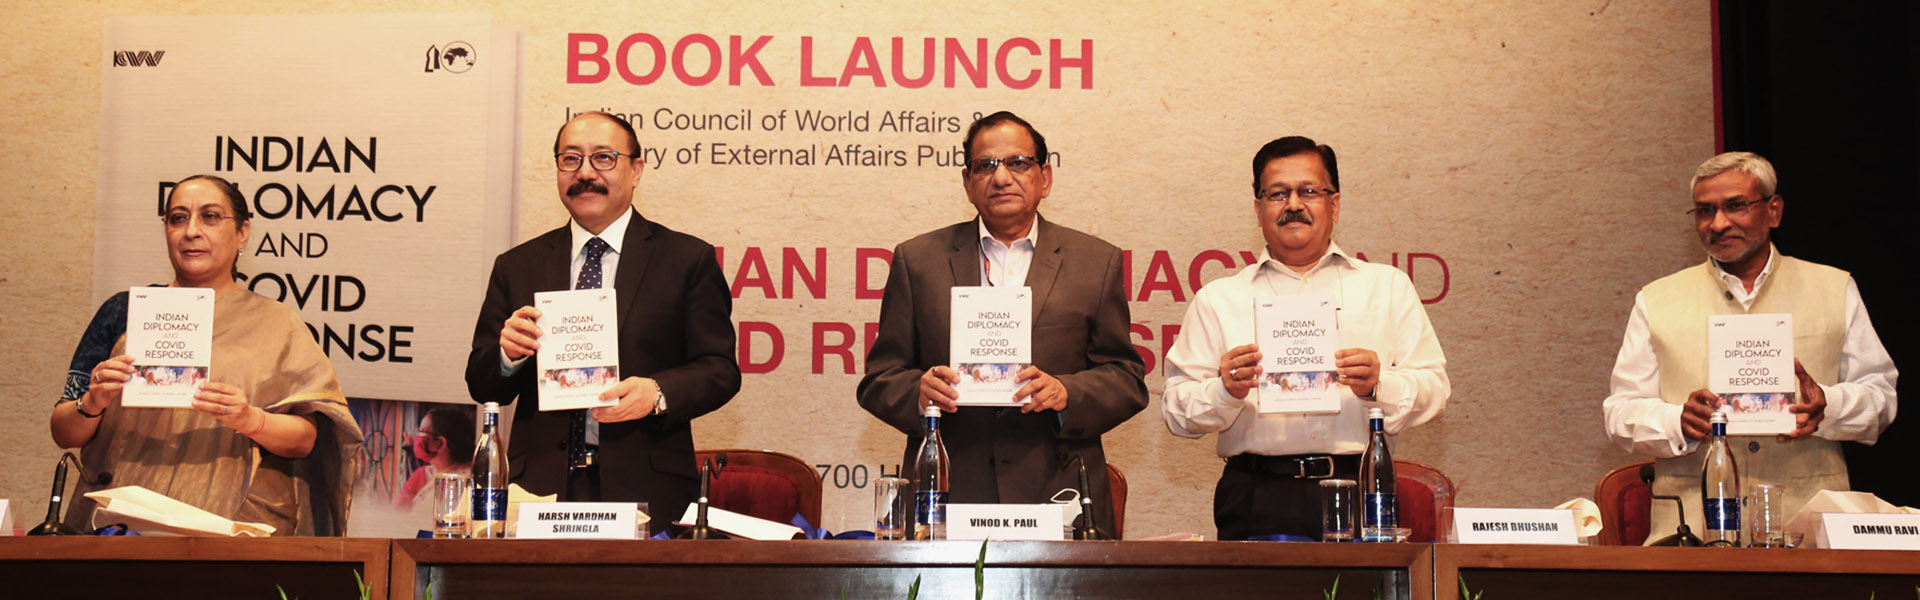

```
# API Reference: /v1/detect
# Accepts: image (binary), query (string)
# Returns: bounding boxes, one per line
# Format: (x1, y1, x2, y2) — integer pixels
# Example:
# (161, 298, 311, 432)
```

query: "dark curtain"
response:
(1719, 0, 1920, 507)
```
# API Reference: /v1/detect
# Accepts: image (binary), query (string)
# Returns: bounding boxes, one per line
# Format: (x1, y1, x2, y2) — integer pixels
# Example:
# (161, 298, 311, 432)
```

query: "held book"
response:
(949, 286, 1032, 407)
(1707, 313, 1795, 436)
(1254, 293, 1340, 414)
(534, 288, 621, 411)
(122, 286, 214, 408)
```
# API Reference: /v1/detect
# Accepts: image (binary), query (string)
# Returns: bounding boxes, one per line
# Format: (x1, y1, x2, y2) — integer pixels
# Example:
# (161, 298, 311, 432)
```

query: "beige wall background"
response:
(1, 0, 1712, 539)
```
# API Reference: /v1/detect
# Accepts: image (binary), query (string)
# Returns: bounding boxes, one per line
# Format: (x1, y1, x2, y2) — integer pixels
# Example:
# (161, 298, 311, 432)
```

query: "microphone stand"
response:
(1069, 456, 1111, 541)
(1641, 465, 1702, 547)
(29, 452, 108, 536)
(680, 454, 729, 540)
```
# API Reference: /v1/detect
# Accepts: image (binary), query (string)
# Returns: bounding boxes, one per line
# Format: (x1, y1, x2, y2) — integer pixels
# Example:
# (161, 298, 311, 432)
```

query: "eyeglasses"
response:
(1257, 186, 1336, 204)
(965, 155, 1042, 177)
(1687, 196, 1772, 221)
(556, 150, 631, 172)
(162, 211, 236, 228)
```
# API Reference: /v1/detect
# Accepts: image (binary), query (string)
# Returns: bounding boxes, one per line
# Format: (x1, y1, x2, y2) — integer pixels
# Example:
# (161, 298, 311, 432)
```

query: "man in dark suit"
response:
(858, 111, 1147, 536)
(466, 112, 739, 531)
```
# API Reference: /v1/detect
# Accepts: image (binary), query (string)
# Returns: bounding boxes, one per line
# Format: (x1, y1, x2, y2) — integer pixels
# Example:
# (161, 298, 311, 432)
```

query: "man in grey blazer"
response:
(858, 111, 1147, 537)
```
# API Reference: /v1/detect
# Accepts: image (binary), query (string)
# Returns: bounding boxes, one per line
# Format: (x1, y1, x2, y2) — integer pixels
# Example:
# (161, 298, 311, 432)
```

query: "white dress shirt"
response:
(1603, 246, 1899, 458)
(1162, 242, 1451, 457)
(978, 216, 1038, 287)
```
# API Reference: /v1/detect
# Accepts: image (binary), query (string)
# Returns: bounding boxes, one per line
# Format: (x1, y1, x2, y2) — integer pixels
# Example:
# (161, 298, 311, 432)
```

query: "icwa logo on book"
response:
(113, 50, 166, 67)
(423, 41, 475, 74)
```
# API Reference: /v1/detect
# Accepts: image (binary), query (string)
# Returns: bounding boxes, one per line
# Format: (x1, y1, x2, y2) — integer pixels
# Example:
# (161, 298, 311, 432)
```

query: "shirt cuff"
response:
(500, 349, 527, 377)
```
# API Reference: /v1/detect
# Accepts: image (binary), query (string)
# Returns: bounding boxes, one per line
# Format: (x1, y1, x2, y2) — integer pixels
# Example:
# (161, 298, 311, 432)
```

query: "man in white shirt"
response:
(1162, 136, 1450, 541)
(1604, 151, 1897, 543)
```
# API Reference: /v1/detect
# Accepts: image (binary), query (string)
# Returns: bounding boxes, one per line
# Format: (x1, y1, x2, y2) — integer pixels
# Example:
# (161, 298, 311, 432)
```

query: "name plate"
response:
(1451, 508, 1579, 545)
(1819, 513, 1920, 550)
(946, 504, 1064, 541)
(514, 502, 640, 539)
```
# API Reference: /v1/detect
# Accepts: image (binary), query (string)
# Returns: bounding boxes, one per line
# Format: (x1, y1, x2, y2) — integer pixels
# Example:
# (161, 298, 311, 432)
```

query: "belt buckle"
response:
(1297, 455, 1334, 479)
(572, 446, 598, 469)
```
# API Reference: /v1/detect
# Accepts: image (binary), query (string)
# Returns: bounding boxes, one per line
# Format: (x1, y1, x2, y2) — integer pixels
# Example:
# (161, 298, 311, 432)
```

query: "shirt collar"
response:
(976, 215, 1040, 251)
(1711, 243, 1777, 294)
(1255, 241, 1354, 280)
(570, 208, 633, 259)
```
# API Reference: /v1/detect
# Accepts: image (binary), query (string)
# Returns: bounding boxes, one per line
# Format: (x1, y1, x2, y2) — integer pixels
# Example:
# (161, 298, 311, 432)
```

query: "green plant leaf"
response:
(908, 574, 922, 600)
(1322, 574, 1341, 600)
(277, 584, 292, 600)
(975, 540, 989, 600)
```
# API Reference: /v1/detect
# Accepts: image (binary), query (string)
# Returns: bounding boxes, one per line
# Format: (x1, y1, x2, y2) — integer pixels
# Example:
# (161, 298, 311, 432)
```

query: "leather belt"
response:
(572, 445, 599, 469)
(1225, 453, 1357, 479)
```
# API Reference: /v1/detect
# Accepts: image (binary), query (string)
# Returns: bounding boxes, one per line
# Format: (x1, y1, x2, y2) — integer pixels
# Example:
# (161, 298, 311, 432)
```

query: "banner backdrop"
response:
(71, 3, 1713, 540)
(96, 13, 520, 403)
(530, 2, 1711, 539)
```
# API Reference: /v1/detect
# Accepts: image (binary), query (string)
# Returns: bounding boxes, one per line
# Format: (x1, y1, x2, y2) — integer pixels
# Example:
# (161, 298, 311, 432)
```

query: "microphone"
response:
(28, 452, 109, 536)
(680, 454, 730, 540)
(1068, 455, 1111, 541)
(1642, 465, 1702, 547)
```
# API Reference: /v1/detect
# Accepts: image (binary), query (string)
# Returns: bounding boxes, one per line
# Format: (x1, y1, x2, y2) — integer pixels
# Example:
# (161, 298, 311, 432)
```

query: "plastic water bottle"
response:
(470, 402, 508, 538)
(913, 405, 950, 540)
(1359, 407, 1398, 542)
(1701, 409, 1742, 546)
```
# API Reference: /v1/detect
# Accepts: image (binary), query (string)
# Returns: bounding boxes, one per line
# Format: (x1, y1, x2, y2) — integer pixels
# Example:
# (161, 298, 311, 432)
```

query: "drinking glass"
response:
(1320, 479, 1358, 542)
(433, 472, 472, 538)
(1748, 483, 1790, 548)
(874, 477, 910, 540)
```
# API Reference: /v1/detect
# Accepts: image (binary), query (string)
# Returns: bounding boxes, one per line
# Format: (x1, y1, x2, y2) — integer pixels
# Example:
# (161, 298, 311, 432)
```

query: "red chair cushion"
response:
(1396, 475, 1437, 543)
(1621, 481, 1652, 545)
(707, 465, 802, 524)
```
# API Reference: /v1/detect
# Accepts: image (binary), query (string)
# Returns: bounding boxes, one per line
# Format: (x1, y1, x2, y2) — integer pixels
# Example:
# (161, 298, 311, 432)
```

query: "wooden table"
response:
(391, 539, 1433, 600)
(1435, 544, 1920, 600)
(8, 537, 1920, 599)
(0, 536, 388, 600)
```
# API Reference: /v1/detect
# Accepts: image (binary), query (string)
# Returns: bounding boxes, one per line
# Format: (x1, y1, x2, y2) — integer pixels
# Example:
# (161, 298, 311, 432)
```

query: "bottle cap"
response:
(1367, 407, 1385, 419)
(1709, 409, 1728, 424)
(923, 405, 941, 418)
(483, 401, 500, 413)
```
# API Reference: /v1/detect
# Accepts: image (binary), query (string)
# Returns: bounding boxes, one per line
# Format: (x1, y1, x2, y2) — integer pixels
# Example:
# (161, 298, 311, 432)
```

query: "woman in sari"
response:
(49, 174, 363, 536)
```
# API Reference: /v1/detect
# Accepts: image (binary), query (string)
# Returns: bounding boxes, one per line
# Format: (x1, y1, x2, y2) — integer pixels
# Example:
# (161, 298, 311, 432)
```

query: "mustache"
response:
(1277, 209, 1314, 226)
(567, 179, 609, 197)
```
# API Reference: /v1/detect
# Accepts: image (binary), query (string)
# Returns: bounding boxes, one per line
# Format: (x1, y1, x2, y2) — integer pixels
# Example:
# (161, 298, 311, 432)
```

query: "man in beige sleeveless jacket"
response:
(1603, 151, 1898, 544)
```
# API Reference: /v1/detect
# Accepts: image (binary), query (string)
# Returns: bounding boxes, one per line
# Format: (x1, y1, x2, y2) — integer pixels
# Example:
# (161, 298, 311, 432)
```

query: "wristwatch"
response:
(653, 389, 668, 416)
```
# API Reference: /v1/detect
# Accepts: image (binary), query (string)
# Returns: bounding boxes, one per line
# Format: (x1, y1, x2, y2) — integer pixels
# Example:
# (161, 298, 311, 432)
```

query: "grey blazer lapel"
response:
(1023, 216, 1064, 316)
(947, 223, 983, 288)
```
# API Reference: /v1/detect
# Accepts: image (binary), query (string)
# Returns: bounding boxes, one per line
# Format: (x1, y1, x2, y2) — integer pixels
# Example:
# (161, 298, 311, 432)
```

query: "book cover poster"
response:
(123, 286, 214, 408)
(949, 286, 1032, 407)
(1254, 293, 1340, 414)
(535, 289, 621, 411)
(1708, 313, 1795, 436)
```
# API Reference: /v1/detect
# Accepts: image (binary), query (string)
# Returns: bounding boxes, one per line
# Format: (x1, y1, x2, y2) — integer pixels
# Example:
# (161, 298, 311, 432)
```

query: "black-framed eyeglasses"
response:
(556, 150, 630, 172)
(1256, 186, 1336, 204)
(965, 155, 1042, 177)
(1687, 195, 1773, 221)
(162, 211, 236, 228)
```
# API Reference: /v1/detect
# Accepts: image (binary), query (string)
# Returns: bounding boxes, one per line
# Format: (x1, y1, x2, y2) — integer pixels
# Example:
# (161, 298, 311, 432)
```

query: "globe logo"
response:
(441, 41, 476, 74)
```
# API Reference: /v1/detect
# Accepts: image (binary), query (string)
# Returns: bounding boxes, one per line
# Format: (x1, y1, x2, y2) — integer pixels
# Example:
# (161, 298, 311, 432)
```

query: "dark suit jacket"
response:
(465, 209, 740, 524)
(857, 216, 1147, 535)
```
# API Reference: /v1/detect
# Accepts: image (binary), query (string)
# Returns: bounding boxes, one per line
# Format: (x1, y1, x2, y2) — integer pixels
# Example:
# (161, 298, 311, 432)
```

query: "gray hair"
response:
(1690, 151, 1778, 197)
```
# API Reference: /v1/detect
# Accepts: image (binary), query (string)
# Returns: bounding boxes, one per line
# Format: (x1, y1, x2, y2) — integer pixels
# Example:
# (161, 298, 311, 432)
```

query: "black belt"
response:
(1225, 453, 1359, 479)
(572, 445, 599, 469)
